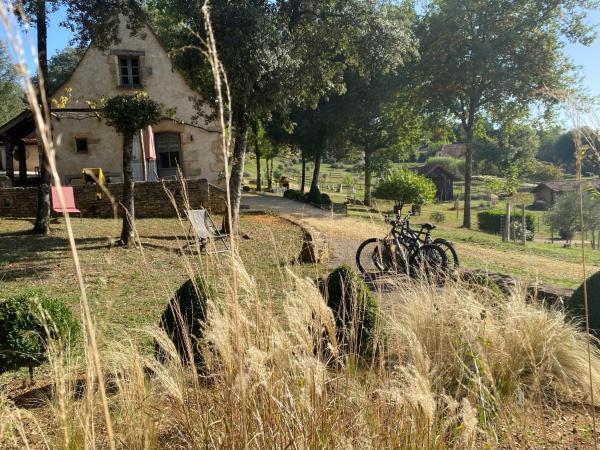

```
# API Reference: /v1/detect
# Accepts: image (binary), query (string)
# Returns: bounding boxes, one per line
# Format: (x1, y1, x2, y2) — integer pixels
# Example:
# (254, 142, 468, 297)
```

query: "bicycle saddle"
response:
(419, 223, 436, 230)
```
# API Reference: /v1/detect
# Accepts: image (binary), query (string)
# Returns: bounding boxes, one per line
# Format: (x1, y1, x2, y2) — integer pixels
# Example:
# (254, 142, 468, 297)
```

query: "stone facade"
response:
(0, 179, 227, 218)
(44, 18, 223, 186)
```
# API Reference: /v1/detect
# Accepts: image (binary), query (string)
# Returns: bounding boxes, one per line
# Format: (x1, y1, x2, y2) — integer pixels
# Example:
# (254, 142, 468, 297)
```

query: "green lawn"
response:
(0, 215, 325, 345)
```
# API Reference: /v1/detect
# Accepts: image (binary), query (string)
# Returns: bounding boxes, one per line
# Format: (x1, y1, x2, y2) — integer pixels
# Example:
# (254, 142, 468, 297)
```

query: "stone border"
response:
(460, 268, 574, 306)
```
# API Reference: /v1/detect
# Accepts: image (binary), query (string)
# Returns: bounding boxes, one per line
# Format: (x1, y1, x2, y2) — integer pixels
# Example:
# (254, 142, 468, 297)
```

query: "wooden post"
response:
(17, 141, 27, 185)
(139, 130, 148, 182)
(4, 137, 14, 181)
(503, 203, 511, 242)
(455, 198, 459, 219)
(522, 204, 526, 246)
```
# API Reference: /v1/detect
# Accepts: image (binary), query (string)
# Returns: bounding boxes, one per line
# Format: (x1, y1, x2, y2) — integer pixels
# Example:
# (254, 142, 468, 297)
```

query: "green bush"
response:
(325, 265, 379, 356)
(0, 290, 78, 377)
(320, 193, 332, 205)
(373, 168, 436, 211)
(425, 156, 465, 177)
(566, 271, 600, 336)
(307, 187, 322, 204)
(477, 209, 535, 236)
(284, 189, 299, 200)
(430, 211, 446, 223)
(157, 277, 215, 368)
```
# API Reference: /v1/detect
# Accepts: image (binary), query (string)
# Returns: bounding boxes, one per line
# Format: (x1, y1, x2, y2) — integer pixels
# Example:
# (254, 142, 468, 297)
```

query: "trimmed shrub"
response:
(566, 271, 600, 336)
(477, 209, 535, 236)
(307, 188, 322, 205)
(559, 229, 575, 241)
(157, 277, 215, 368)
(510, 222, 534, 241)
(320, 193, 332, 205)
(324, 265, 379, 356)
(283, 189, 299, 200)
(430, 211, 445, 223)
(0, 290, 79, 378)
(530, 200, 548, 211)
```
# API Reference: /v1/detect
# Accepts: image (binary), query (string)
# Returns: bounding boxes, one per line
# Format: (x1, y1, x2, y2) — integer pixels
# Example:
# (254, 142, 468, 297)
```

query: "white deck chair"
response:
(185, 209, 229, 253)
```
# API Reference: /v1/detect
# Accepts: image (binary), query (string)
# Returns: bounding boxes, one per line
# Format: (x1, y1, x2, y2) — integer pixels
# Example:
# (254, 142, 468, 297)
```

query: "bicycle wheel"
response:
(356, 238, 393, 275)
(432, 238, 459, 270)
(411, 243, 448, 282)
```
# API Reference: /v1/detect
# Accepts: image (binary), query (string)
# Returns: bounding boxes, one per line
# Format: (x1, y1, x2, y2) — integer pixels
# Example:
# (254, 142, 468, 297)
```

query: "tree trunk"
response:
(119, 133, 135, 246)
(308, 149, 321, 202)
(267, 157, 273, 190)
(300, 151, 306, 193)
(462, 105, 476, 229)
(32, 0, 51, 235)
(228, 112, 249, 235)
(253, 123, 261, 192)
(4, 138, 14, 181)
(363, 149, 373, 207)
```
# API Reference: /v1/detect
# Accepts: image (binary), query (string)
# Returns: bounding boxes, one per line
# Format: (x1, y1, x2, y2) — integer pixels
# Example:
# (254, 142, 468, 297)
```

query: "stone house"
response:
(0, 18, 223, 187)
(532, 179, 600, 207)
(436, 143, 466, 159)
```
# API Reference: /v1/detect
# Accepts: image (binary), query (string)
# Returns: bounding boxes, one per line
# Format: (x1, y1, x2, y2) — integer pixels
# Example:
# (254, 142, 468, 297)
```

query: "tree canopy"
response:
(416, 0, 596, 228)
(34, 46, 84, 94)
(0, 45, 24, 126)
(373, 167, 436, 210)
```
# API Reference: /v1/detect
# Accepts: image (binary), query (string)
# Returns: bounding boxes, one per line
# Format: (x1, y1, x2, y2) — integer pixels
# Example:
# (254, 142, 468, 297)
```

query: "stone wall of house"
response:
(0, 178, 227, 218)
(48, 18, 224, 186)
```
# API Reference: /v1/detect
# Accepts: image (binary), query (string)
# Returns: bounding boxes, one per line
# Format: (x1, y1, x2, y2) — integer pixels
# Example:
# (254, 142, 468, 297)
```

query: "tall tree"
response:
(102, 92, 162, 247)
(0, 45, 25, 129)
(150, 0, 400, 233)
(329, 2, 418, 206)
(33, 46, 85, 94)
(417, 0, 596, 228)
(16, 0, 144, 234)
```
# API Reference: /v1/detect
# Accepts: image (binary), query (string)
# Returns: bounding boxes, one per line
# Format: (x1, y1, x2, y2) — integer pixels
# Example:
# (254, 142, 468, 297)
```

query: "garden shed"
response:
(532, 179, 600, 207)
(412, 164, 460, 201)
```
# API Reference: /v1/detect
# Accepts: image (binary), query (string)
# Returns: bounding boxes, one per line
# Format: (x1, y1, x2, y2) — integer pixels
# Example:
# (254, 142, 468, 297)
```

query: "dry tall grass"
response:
(2, 1, 600, 448)
(4, 269, 600, 448)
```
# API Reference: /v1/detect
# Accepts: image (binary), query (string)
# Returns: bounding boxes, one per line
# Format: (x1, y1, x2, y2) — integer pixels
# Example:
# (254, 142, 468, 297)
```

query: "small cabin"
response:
(532, 179, 600, 207)
(412, 164, 460, 202)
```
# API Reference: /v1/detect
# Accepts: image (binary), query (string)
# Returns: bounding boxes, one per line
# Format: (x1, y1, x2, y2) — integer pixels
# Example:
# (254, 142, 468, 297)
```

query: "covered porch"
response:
(0, 111, 40, 187)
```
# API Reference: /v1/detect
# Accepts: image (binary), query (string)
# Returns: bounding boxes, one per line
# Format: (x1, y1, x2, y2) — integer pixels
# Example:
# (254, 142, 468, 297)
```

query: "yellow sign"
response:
(81, 168, 106, 186)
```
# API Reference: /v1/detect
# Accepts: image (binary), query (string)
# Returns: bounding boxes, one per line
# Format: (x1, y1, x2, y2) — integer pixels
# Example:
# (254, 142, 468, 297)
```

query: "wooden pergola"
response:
(0, 110, 37, 186)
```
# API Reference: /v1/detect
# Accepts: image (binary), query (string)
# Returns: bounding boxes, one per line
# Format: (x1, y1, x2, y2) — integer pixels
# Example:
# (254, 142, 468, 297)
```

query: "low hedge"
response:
(284, 189, 332, 206)
(477, 209, 535, 236)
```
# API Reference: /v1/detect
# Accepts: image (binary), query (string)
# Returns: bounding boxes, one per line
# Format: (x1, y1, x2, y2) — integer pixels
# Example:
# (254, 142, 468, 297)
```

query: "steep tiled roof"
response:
(437, 144, 466, 158)
(532, 179, 600, 193)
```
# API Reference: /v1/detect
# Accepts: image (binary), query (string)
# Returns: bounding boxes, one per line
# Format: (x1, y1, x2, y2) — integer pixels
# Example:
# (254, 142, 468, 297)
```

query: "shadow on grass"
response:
(0, 234, 111, 268)
(10, 373, 125, 410)
(0, 266, 53, 282)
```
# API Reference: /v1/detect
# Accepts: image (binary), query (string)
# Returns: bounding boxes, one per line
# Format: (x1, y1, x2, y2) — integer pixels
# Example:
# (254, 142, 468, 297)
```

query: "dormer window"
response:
(119, 56, 141, 86)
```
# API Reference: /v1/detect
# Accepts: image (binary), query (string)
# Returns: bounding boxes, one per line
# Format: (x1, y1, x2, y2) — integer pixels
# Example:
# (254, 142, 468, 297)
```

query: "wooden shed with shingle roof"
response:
(532, 179, 600, 206)
(412, 164, 461, 201)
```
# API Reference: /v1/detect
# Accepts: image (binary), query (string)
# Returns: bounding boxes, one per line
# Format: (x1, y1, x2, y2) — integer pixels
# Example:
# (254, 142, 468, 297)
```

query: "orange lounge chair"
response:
(51, 186, 82, 219)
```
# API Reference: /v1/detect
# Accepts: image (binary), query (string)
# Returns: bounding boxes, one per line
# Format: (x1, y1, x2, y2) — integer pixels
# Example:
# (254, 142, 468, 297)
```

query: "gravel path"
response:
(242, 193, 361, 268)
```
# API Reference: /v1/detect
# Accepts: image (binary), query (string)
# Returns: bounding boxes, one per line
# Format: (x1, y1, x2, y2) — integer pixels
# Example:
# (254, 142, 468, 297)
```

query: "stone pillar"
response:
(17, 141, 27, 185)
(4, 137, 14, 181)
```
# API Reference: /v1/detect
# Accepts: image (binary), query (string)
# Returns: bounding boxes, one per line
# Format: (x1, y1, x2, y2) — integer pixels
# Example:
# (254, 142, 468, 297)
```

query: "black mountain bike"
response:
(356, 212, 449, 281)
(405, 214, 459, 271)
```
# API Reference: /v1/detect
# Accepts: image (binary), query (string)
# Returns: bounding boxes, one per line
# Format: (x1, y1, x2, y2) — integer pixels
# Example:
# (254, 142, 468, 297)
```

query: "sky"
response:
(1, 5, 599, 127)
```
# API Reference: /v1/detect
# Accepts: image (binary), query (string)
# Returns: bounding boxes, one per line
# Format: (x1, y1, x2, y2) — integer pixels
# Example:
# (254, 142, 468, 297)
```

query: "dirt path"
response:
(242, 193, 594, 287)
